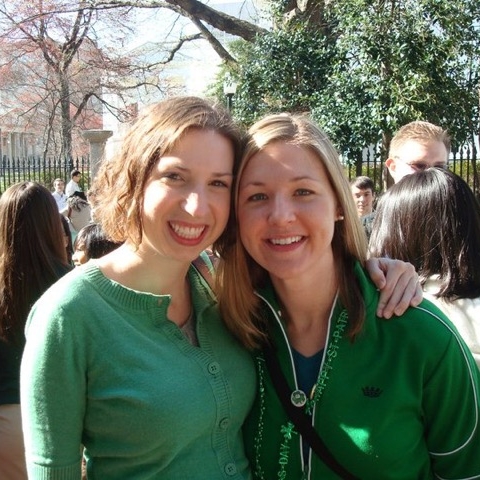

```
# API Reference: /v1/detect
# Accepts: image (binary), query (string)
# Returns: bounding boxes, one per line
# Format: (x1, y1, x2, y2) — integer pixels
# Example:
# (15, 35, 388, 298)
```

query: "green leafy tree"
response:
(209, 0, 479, 180)
(225, 26, 334, 127)
(314, 0, 480, 161)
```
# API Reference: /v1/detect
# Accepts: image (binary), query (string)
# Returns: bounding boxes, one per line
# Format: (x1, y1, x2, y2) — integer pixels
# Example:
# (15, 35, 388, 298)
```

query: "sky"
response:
(103, 0, 268, 156)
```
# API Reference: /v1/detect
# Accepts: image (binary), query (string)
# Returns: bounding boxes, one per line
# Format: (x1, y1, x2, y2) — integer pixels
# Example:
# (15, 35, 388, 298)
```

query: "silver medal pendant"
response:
(290, 389, 307, 407)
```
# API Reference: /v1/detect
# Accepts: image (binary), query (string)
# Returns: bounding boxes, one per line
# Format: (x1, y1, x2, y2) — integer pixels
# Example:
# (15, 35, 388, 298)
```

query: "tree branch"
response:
(95, 0, 267, 41)
(184, 13, 236, 63)
(156, 32, 203, 64)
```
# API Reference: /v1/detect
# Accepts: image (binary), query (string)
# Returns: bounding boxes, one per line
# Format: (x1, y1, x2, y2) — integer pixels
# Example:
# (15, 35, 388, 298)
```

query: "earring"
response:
(337, 215, 344, 221)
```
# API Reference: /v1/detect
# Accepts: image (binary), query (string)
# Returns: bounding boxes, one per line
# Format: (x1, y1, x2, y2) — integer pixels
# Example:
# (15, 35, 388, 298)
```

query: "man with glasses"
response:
(385, 121, 450, 184)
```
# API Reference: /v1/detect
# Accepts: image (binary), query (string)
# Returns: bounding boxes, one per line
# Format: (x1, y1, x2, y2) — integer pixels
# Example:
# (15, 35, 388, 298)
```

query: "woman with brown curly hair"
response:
(20, 97, 256, 480)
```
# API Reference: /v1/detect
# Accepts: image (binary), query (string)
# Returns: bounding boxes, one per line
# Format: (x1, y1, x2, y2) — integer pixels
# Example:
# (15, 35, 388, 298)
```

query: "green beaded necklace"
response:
(253, 308, 349, 479)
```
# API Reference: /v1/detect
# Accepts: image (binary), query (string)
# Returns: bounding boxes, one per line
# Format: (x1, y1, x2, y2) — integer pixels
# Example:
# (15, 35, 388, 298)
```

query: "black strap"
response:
(263, 346, 359, 480)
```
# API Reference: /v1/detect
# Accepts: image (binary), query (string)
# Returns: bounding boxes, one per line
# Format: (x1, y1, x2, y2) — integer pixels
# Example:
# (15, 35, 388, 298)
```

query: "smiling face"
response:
(351, 186, 374, 217)
(238, 141, 340, 283)
(137, 128, 234, 263)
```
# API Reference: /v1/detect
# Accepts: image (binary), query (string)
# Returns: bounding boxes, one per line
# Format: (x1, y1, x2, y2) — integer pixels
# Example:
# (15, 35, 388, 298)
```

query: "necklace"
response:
(253, 307, 349, 479)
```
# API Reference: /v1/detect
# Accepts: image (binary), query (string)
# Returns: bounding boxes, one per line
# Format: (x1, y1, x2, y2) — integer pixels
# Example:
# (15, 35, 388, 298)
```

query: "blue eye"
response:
(211, 180, 230, 188)
(248, 193, 267, 201)
(295, 189, 312, 196)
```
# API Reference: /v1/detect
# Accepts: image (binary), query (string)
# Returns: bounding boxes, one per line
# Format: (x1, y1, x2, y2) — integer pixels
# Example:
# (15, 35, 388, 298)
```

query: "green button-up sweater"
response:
(21, 261, 256, 480)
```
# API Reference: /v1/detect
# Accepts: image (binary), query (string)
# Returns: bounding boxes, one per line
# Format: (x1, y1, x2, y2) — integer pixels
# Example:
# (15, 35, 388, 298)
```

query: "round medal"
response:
(290, 389, 307, 407)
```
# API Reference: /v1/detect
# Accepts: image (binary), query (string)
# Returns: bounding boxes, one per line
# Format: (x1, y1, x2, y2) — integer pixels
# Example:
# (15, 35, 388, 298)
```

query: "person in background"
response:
(350, 175, 376, 240)
(72, 223, 122, 267)
(385, 120, 450, 184)
(66, 191, 92, 242)
(51, 178, 68, 215)
(350, 175, 375, 218)
(86, 189, 98, 221)
(217, 113, 480, 479)
(65, 169, 82, 197)
(369, 168, 480, 368)
(0, 182, 71, 480)
(21, 97, 421, 480)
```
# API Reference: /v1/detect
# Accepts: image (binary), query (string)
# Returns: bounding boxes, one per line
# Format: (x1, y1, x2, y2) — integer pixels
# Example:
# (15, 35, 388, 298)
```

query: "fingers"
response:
(365, 258, 386, 290)
(374, 260, 423, 318)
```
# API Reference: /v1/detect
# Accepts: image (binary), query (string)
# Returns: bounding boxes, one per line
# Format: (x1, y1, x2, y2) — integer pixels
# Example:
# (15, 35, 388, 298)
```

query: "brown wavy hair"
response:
(93, 96, 243, 247)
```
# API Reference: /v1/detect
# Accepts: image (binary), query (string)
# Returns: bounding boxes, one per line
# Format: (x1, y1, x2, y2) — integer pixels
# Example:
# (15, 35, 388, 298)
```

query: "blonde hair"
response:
(215, 113, 368, 350)
(389, 121, 451, 158)
(93, 96, 243, 245)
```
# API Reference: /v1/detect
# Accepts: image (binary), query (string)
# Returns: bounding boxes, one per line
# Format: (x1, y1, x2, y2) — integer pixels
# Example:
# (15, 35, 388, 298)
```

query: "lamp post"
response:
(223, 74, 238, 112)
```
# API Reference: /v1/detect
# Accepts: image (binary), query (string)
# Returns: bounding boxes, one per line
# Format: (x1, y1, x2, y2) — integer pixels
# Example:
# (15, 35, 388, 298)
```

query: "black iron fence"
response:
(0, 155, 91, 194)
(1, 147, 479, 198)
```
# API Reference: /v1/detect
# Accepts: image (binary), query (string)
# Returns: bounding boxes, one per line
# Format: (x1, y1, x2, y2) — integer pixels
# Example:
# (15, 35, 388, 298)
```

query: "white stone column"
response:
(81, 129, 113, 180)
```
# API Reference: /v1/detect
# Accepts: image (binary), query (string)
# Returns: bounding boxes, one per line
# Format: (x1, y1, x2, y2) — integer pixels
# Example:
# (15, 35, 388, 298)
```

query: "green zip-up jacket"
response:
(244, 264, 480, 479)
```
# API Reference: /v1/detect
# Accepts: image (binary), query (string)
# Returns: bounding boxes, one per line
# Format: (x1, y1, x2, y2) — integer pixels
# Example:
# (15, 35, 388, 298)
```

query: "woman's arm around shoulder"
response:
(366, 257, 423, 319)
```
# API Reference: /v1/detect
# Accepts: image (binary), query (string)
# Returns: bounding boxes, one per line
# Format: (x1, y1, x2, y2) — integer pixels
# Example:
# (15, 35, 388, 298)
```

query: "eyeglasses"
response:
(395, 158, 448, 172)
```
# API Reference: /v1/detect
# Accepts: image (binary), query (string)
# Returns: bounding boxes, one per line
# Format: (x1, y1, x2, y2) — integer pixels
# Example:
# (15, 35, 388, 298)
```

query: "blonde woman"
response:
(217, 114, 480, 479)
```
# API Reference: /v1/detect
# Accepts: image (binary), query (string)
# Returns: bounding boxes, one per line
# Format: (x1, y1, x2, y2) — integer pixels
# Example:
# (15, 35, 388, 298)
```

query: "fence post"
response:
(81, 130, 113, 181)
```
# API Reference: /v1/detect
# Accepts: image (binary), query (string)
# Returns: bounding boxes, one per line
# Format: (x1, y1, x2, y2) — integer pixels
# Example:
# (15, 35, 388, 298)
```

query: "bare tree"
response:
(0, 0, 202, 157)
(96, 0, 267, 44)
(0, 0, 332, 157)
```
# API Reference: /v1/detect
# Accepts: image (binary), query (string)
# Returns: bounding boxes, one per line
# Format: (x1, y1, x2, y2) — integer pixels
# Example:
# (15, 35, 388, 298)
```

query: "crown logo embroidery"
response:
(362, 386, 383, 398)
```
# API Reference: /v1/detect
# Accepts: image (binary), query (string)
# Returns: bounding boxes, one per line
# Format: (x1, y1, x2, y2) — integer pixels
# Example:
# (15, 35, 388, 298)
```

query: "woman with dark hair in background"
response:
(72, 223, 122, 266)
(0, 181, 72, 479)
(60, 215, 74, 265)
(369, 168, 480, 367)
(66, 191, 92, 242)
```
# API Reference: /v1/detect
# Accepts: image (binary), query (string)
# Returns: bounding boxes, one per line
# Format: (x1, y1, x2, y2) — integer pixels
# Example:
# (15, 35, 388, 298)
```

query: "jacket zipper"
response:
(255, 291, 339, 480)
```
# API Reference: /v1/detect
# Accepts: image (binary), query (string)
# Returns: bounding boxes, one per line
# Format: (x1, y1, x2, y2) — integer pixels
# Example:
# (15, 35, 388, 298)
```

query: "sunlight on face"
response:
(72, 247, 87, 267)
(238, 141, 340, 283)
(138, 129, 234, 263)
(388, 140, 448, 183)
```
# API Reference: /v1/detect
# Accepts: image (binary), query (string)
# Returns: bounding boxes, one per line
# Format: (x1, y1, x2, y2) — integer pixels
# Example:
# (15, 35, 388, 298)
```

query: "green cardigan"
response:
(21, 261, 256, 480)
(244, 264, 480, 479)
